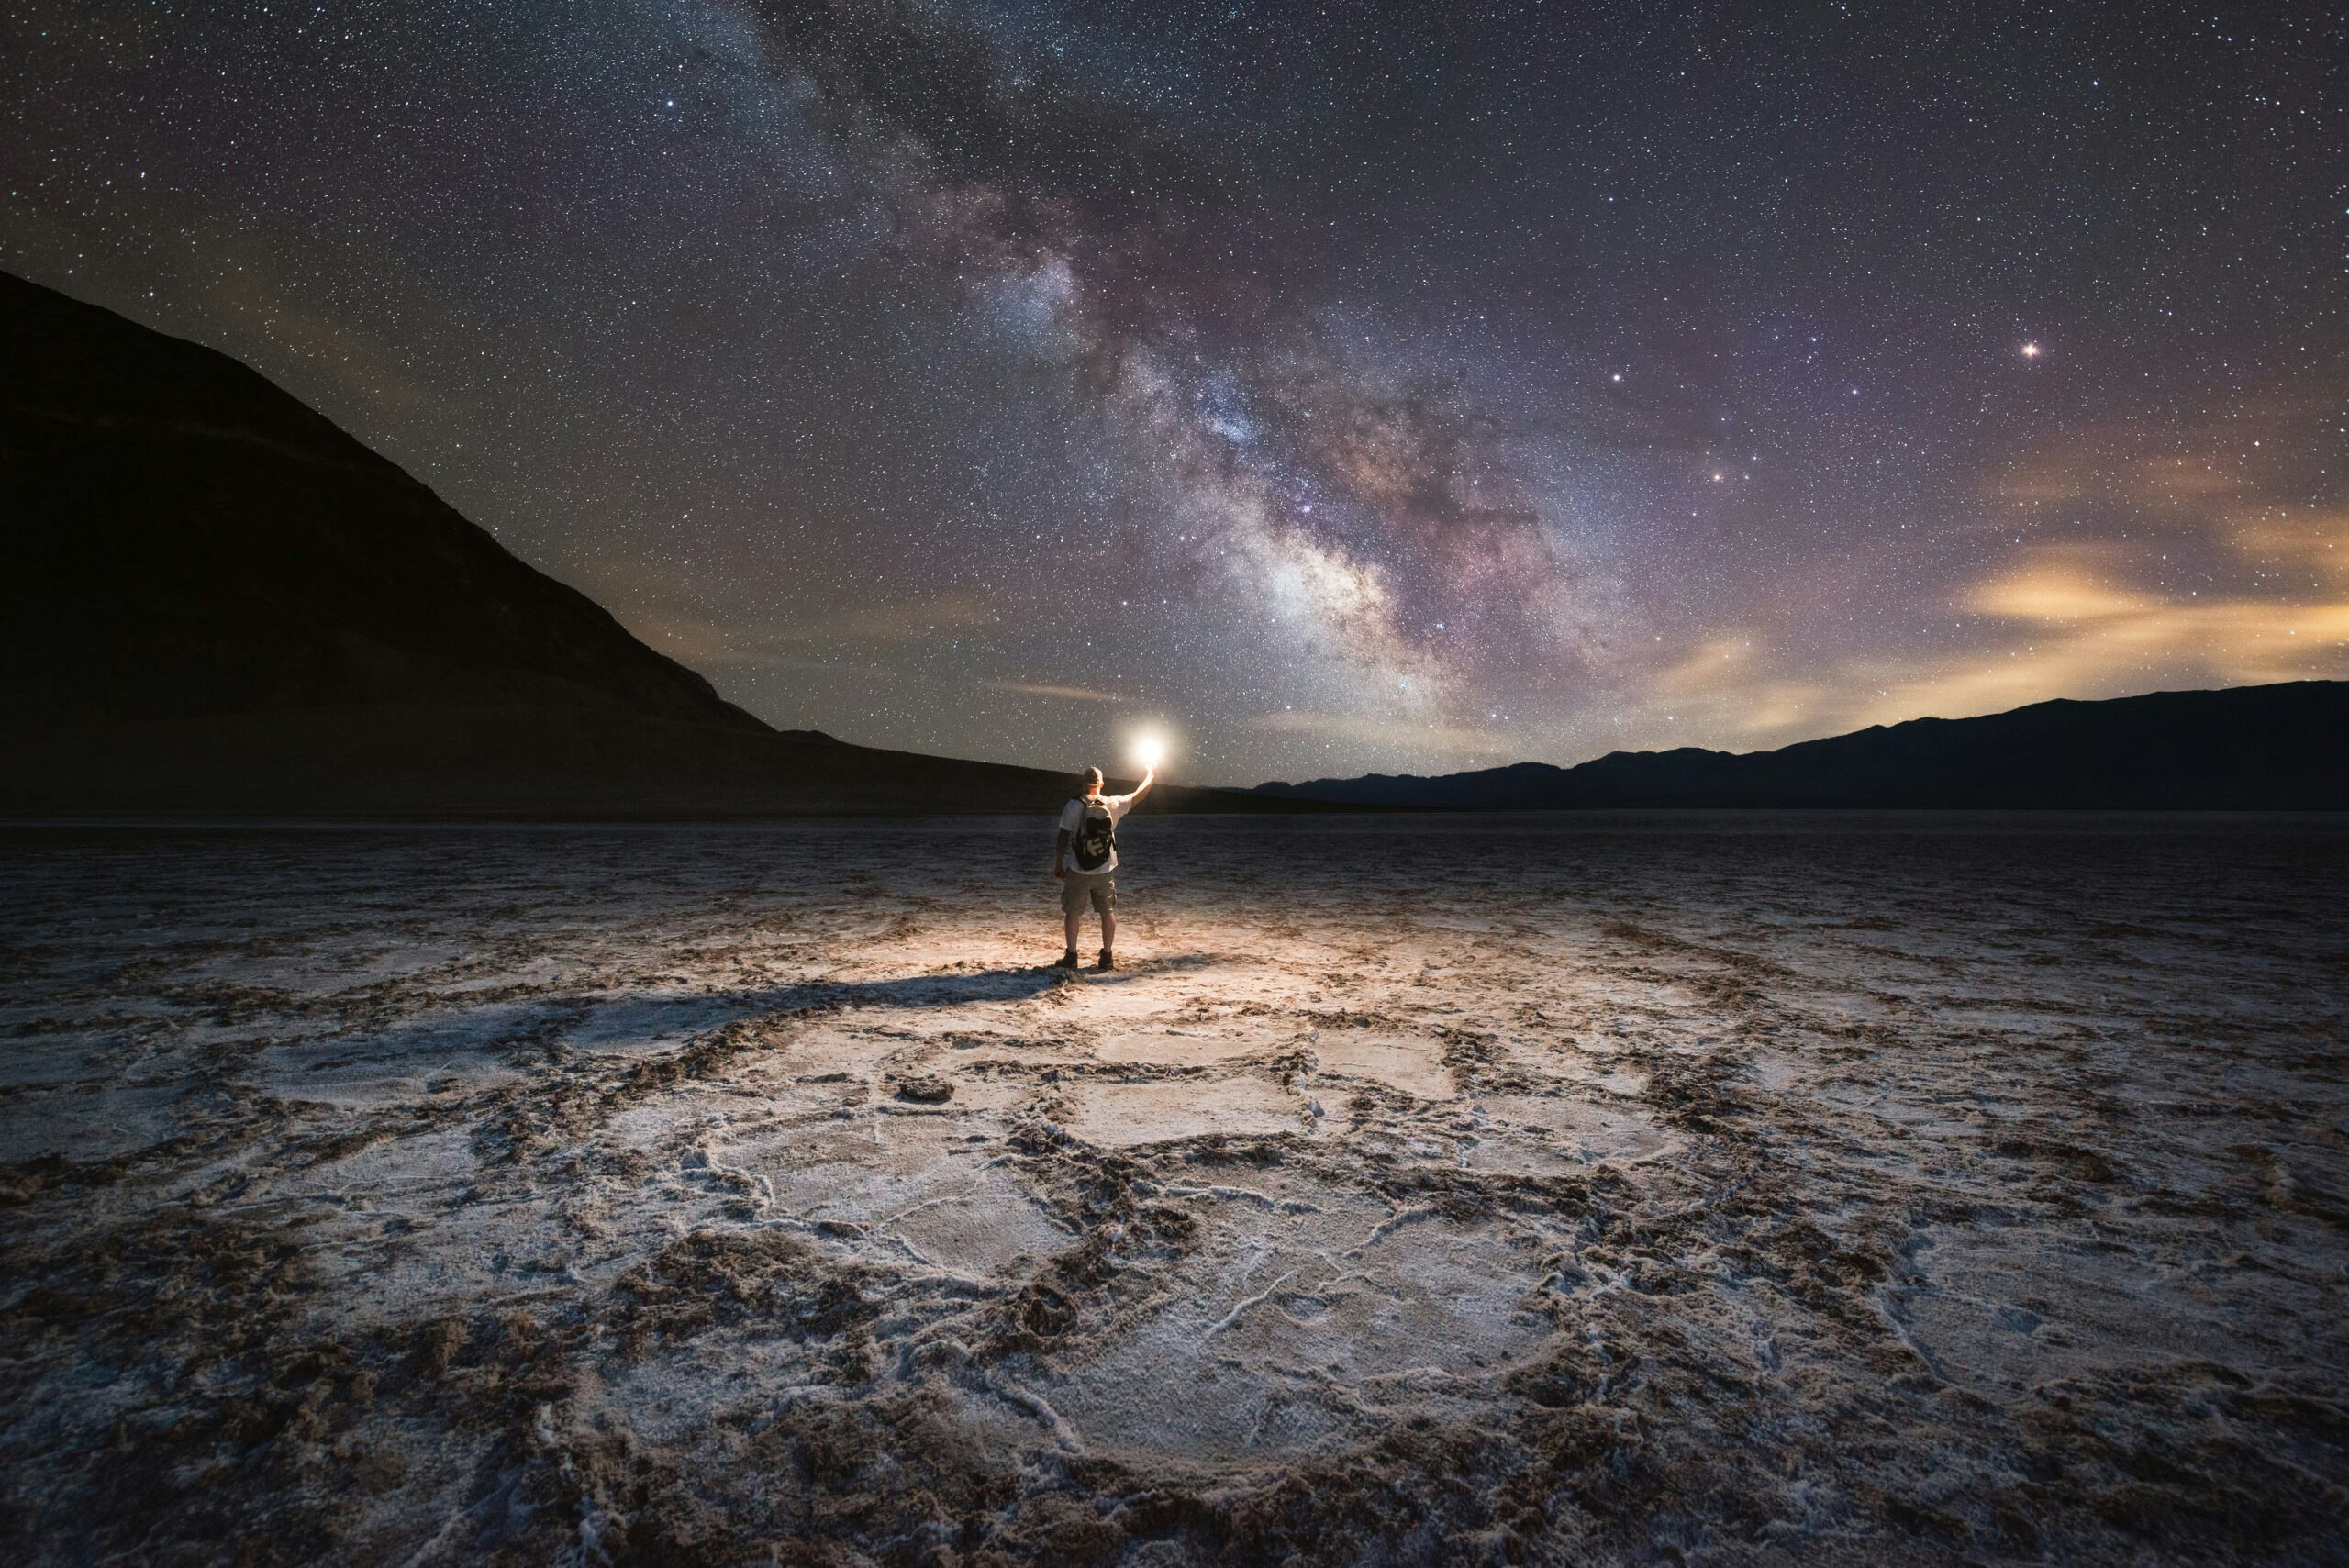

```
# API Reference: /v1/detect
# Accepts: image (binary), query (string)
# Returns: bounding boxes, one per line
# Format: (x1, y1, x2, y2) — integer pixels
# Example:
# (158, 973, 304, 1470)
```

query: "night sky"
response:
(6, 2, 2343, 784)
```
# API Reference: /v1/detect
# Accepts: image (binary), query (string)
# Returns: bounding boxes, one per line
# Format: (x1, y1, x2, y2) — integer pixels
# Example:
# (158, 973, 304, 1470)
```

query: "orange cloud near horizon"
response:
(1671, 532, 2349, 755)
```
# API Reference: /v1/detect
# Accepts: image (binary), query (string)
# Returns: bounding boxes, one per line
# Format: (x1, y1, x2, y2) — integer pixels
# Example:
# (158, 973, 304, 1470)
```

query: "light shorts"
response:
(1061, 871, 1116, 916)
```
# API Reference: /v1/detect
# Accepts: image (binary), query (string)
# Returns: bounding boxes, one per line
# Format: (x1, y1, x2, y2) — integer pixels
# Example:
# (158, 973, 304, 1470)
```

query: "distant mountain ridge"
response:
(1255, 682, 2349, 810)
(0, 271, 1308, 818)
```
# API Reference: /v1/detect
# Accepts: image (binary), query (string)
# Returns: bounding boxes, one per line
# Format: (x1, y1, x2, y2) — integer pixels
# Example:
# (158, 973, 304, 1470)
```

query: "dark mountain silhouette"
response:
(1255, 681, 2349, 810)
(11, 270, 2332, 819)
(1, 272, 781, 733)
(0, 271, 1306, 818)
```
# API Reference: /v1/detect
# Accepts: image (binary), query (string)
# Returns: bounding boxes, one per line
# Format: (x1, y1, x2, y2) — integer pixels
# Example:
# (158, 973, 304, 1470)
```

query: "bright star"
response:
(2021, 341, 2043, 358)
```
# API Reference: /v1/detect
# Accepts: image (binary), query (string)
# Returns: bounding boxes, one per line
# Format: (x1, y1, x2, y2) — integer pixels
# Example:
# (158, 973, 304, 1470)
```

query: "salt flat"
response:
(1, 814, 2343, 1565)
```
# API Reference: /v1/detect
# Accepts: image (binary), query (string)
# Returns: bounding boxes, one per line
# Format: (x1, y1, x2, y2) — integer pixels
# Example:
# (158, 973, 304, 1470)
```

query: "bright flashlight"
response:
(1133, 735, 1166, 770)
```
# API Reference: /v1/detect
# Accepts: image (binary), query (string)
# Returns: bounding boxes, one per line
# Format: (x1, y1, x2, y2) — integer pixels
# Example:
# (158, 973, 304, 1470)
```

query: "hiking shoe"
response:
(1095, 950, 1116, 972)
(1051, 950, 1081, 970)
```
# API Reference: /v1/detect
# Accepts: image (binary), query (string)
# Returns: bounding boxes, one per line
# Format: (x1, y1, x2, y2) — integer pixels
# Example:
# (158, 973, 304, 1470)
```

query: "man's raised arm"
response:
(1123, 765, 1157, 806)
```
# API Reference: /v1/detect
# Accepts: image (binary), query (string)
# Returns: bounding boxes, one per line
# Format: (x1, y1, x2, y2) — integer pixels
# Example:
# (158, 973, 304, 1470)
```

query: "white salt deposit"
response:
(2, 815, 2343, 1564)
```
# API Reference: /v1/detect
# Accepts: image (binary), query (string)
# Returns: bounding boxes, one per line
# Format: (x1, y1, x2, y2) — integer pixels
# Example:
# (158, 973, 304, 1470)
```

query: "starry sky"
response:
(6, 1, 2344, 784)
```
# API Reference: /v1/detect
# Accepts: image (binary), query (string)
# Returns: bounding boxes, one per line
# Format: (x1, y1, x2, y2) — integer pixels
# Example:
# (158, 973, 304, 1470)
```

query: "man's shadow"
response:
(729, 953, 1218, 1013)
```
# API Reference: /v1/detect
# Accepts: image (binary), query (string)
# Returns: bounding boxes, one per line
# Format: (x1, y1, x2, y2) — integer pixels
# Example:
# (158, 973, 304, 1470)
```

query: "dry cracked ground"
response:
(1, 815, 2344, 1566)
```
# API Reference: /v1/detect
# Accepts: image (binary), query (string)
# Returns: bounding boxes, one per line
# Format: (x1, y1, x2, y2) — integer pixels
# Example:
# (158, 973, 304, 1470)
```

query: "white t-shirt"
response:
(1058, 792, 1136, 875)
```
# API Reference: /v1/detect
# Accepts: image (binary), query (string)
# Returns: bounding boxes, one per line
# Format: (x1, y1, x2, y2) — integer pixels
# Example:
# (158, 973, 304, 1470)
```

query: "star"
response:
(13, 0, 2335, 784)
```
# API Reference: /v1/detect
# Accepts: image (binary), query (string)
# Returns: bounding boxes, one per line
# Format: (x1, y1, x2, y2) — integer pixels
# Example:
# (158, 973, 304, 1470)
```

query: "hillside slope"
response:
(0, 272, 1299, 818)
(0, 272, 763, 732)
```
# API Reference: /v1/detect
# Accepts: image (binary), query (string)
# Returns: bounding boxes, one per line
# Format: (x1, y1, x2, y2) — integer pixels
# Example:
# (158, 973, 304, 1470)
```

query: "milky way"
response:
(5, 2, 2343, 781)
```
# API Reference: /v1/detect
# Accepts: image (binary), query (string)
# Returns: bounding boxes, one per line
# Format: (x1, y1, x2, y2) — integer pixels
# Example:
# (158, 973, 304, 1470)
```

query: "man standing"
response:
(1052, 762, 1154, 971)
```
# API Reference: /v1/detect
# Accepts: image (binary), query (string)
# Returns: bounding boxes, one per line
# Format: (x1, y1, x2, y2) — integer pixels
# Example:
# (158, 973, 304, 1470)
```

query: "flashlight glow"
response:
(1133, 735, 1166, 770)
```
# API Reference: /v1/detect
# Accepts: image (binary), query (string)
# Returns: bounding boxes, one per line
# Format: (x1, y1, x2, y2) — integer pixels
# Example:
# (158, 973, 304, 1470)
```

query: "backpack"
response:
(1069, 797, 1117, 872)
